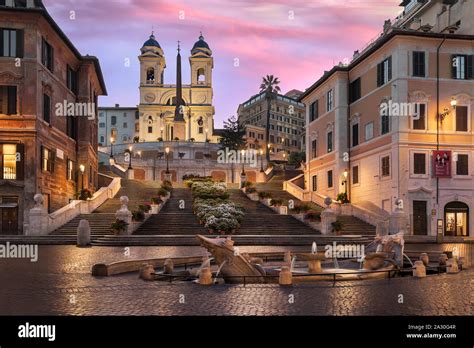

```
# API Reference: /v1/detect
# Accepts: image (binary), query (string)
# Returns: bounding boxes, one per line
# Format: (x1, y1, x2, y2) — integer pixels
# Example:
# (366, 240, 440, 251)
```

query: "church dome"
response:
(191, 33, 212, 56)
(141, 33, 163, 55)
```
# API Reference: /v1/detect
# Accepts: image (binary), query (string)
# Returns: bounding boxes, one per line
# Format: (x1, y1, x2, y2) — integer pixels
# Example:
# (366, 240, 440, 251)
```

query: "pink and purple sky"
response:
(43, 0, 401, 127)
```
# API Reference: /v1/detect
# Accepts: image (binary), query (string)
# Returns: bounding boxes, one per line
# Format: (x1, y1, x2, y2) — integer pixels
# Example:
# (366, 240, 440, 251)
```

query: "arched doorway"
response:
(444, 201, 469, 237)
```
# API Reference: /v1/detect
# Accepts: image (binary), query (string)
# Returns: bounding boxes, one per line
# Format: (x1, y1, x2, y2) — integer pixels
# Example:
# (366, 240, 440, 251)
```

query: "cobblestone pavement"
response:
(0, 246, 472, 316)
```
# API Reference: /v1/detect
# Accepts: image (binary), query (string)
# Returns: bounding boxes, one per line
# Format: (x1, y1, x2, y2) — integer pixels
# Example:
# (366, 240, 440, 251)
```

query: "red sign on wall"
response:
(433, 150, 451, 177)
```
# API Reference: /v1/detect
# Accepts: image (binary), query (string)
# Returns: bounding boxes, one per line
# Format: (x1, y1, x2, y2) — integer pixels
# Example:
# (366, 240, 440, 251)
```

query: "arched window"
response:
(197, 68, 205, 83)
(167, 97, 177, 106)
(445, 201, 469, 237)
(146, 67, 155, 83)
(147, 116, 153, 134)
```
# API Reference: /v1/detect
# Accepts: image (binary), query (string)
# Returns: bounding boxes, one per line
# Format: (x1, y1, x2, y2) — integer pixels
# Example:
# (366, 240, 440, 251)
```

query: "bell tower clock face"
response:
(144, 93, 155, 103)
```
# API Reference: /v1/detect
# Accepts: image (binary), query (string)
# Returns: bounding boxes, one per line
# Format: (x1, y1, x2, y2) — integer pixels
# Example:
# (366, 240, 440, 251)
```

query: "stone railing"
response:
(24, 176, 121, 236)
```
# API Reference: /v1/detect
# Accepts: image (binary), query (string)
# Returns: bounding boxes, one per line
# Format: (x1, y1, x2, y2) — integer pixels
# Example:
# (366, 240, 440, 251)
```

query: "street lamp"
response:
(160, 126, 164, 139)
(241, 149, 246, 175)
(259, 149, 264, 172)
(127, 145, 133, 170)
(165, 147, 170, 174)
(205, 128, 209, 142)
(342, 169, 348, 196)
(109, 137, 115, 158)
(79, 164, 85, 190)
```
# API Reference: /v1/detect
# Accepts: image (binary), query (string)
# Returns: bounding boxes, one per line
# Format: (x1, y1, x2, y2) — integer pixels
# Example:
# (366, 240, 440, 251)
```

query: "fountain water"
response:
(333, 256, 340, 269)
(290, 256, 297, 272)
(214, 260, 227, 283)
(311, 242, 317, 254)
(196, 256, 214, 277)
(403, 253, 414, 267)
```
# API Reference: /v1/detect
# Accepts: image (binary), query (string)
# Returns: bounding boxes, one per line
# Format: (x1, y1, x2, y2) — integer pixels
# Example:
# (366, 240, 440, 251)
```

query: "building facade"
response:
(0, 0, 106, 234)
(137, 33, 218, 143)
(98, 105, 138, 146)
(238, 90, 306, 155)
(299, 0, 473, 238)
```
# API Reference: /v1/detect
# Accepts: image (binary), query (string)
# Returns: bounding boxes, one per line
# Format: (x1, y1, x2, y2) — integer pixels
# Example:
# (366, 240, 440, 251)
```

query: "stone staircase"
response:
(334, 215, 377, 236)
(50, 179, 161, 241)
(132, 188, 207, 236)
(229, 189, 319, 235)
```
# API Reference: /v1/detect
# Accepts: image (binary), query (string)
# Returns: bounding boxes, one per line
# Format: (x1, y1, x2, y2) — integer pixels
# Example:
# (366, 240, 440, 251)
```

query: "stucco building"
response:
(298, 0, 473, 238)
(0, 0, 106, 234)
(98, 105, 139, 146)
(238, 90, 306, 155)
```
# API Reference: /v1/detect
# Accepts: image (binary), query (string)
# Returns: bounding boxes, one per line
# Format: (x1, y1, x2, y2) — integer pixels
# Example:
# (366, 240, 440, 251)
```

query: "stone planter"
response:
(291, 213, 306, 222)
(263, 198, 272, 206)
(151, 204, 160, 214)
(247, 193, 259, 201)
(274, 206, 287, 215)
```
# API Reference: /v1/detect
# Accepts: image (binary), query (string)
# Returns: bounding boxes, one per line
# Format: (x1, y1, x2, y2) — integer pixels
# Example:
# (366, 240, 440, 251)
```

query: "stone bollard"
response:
(412, 260, 426, 278)
(446, 258, 459, 274)
(419, 253, 429, 266)
(439, 253, 448, 266)
(139, 263, 155, 281)
(77, 219, 91, 247)
(279, 266, 293, 286)
(163, 259, 174, 275)
(198, 267, 213, 285)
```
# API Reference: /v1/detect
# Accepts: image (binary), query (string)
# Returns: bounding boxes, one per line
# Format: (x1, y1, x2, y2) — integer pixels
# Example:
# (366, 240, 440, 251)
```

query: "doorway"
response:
(444, 201, 469, 237)
(0, 197, 19, 235)
(412, 200, 428, 235)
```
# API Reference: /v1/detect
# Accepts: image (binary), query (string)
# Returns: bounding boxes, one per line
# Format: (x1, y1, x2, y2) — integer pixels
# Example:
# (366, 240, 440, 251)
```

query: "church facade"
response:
(137, 33, 217, 143)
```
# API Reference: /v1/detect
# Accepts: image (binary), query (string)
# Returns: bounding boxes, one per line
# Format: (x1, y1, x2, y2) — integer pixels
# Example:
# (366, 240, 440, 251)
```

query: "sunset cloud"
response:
(43, 0, 401, 126)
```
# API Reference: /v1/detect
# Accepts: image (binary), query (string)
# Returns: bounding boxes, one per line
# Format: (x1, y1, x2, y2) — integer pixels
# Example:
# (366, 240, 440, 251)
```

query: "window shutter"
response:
(50, 45, 54, 72)
(388, 57, 392, 81)
(0, 144, 3, 180)
(451, 55, 457, 79)
(16, 143, 24, 180)
(467, 55, 474, 79)
(16, 29, 24, 58)
(0, 29, 4, 57)
(40, 145, 44, 172)
(377, 63, 382, 87)
(7, 86, 17, 115)
(41, 38, 45, 65)
(50, 150, 56, 173)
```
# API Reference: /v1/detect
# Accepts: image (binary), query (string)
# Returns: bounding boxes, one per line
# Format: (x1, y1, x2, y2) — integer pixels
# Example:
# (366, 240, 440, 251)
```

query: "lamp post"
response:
(241, 149, 246, 175)
(342, 169, 348, 200)
(160, 126, 164, 139)
(259, 149, 264, 172)
(109, 137, 115, 158)
(127, 145, 133, 170)
(282, 152, 287, 170)
(165, 147, 170, 174)
(205, 128, 209, 142)
(79, 164, 85, 190)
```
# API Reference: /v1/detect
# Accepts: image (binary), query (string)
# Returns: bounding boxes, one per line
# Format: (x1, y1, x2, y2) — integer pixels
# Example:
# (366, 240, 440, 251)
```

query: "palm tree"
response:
(260, 75, 281, 161)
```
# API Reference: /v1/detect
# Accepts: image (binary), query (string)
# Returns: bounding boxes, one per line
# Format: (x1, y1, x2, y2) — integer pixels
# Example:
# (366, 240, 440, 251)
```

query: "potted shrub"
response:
(157, 187, 170, 200)
(189, 138, 195, 143)
(304, 210, 322, 221)
(258, 191, 272, 206)
(150, 197, 162, 214)
(174, 137, 180, 141)
(111, 219, 129, 235)
(336, 192, 349, 204)
(133, 136, 140, 143)
(157, 137, 163, 142)
(76, 188, 93, 201)
(245, 187, 258, 201)
(332, 220, 344, 235)
(138, 204, 151, 213)
(161, 180, 173, 192)
(241, 181, 253, 192)
(270, 198, 286, 215)
(270, 198, 283, 207)
(132, 210, 145, 222)
(178, 152, 185, 159)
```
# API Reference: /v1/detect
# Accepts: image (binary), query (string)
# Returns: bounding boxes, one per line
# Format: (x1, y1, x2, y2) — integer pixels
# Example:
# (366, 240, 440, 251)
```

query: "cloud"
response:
(43, 0, 401, 126)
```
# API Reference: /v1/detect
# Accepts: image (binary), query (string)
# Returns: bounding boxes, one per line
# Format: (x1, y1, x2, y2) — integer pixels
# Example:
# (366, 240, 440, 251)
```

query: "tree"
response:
(288, 151, 306, 167)
(260, 75, 281, 161)
(219, 115, 246, 183)
(219, 115, 246, 151)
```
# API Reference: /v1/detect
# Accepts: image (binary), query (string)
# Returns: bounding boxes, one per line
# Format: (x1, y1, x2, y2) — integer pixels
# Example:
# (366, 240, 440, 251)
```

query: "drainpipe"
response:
(346, 72, 352, 203)
(436, 36, 446, 206)
(436, 35, 446, 242)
